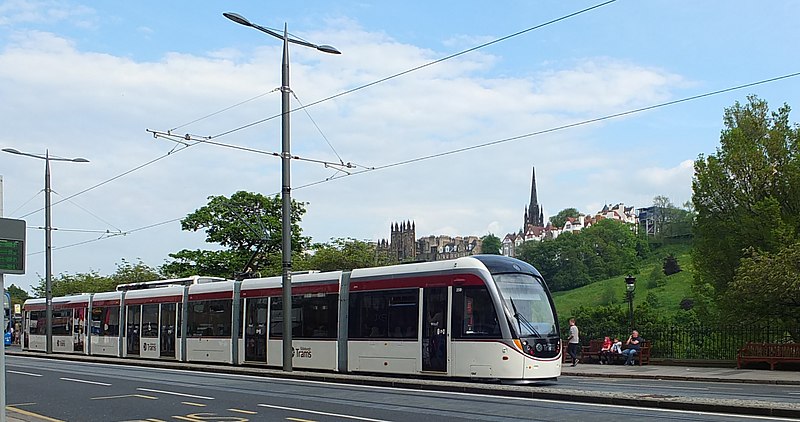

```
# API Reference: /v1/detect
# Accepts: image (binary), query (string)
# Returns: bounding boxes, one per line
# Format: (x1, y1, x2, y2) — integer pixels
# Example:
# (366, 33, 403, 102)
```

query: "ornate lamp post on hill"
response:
(223, 12, 340, 372)
(625, 275, 636, 333)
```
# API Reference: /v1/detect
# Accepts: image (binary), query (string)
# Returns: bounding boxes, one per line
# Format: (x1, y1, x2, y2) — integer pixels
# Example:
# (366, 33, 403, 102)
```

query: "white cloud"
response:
(0, 26, 692, 292)
(0, 0, 96, 27)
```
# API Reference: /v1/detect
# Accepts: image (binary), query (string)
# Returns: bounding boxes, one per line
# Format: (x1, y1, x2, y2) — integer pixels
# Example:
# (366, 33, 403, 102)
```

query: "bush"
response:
(663, 254, 681, 275)
(647, 264, 666, 288)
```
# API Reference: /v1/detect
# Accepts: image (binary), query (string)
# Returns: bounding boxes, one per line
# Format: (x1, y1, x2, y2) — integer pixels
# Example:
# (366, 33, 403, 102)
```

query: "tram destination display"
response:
(0, 218, 25, 275)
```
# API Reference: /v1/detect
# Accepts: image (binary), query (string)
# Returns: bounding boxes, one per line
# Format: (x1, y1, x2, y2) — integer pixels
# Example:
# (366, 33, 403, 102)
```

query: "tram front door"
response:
(244, 298, 268, 362)
(422, 287, 448, 372)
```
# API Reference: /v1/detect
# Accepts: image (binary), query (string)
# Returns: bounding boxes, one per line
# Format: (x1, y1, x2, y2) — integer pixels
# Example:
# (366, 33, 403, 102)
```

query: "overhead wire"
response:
(37, 70, 800, 254)
(18, 142, 196, 219)
(207, 0, 617, 139)
(16, 0, 615, 226)
(292, 71, 800, 188)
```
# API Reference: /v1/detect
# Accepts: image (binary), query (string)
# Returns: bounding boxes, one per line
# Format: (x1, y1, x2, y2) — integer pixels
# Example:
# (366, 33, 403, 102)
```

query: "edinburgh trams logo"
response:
(291, 346, 312, 358)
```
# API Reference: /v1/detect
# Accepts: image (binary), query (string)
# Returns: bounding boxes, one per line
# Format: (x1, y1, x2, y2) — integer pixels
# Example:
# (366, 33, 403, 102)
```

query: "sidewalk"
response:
(561, 361, 800, 385)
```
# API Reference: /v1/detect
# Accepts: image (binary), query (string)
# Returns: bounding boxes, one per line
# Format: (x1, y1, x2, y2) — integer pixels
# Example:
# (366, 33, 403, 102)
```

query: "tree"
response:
(31, 259, 165, 297)
(298, 238, 395, 272)
(162, 191, 310, 278)
(692, 96, 800, 305)
(517, 220, 643, 292)
(724, 243, 800, 340)
(7, 284, 30, 310)
(111, 259, 163, 284)
(663, 254, 681, 276)
(480, 234, 502, 254)
(32, 271, 115, 297)
(549, 207, 580, 229)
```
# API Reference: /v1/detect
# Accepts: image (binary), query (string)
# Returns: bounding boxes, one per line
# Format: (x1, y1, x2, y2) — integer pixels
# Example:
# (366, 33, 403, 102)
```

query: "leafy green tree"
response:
(111, 259, 163, 284)
(580, 219, 642, 280)
(725, 243, 800, 340)
(298, 238, 395, 272)
(692, 96, 800, 304)
(549, 207, 580, 229)
(7, 284, 30, 310)
(518, 220, 642, 291)
(162, 191, 310, 278)
(32, 271, 115, 297)
(480, 234, 502, 254)
(663, 254, 681, 276)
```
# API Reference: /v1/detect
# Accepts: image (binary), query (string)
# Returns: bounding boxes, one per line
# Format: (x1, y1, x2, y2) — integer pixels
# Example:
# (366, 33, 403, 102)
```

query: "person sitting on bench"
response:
(622, 330, 642, 366)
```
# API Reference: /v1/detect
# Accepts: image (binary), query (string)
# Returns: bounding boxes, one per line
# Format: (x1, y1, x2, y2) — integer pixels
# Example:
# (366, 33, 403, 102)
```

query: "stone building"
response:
(379, 221, 481, 263)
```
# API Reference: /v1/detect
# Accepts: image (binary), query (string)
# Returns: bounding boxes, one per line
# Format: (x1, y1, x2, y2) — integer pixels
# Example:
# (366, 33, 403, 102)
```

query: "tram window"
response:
(186, 300, 232, 337)
(29, 311, 45, 335)
(141, 304, 159, 338)
(52, 309, 72, 336)
(348, 289, 418, 339)
(91, 307, 120, 336)
(452, 286, 500, 339)
(270, 294, 338, 339)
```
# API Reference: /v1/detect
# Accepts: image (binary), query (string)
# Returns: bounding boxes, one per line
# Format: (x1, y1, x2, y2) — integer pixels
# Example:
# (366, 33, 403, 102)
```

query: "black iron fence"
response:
(576, 325, 795, 360)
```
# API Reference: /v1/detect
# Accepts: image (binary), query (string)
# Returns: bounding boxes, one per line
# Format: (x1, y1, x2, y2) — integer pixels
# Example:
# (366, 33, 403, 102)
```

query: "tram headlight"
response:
(535, 343, 543, 353)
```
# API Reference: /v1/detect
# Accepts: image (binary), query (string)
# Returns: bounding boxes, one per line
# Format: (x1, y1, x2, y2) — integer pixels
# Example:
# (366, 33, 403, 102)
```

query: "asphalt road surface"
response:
(5, 356, 797, 422)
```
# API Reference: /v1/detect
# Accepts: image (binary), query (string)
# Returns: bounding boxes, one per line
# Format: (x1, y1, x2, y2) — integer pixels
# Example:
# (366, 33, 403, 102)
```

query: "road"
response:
(5, 356, 798, 421)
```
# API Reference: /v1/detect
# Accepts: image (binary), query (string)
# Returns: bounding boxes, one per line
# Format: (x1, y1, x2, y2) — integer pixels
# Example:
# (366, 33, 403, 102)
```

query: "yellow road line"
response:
(228, 408, 258, 415)
(286, 418, 316, 422)
(181, 401, 207, 407)
(7, 406, 65, 422)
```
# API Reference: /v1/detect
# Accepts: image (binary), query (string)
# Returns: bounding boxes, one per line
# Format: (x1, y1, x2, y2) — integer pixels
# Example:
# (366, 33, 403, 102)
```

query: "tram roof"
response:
(240, 271, 343, 291)
(350, 256, 488, 279)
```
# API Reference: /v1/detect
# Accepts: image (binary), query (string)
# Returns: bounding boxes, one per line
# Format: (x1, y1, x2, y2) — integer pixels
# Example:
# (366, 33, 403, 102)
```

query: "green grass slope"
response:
(552, 246, 694, 320)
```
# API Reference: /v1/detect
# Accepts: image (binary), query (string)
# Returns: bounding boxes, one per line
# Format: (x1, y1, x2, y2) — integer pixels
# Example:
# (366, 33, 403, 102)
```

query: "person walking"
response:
(567, 318, 580, 366)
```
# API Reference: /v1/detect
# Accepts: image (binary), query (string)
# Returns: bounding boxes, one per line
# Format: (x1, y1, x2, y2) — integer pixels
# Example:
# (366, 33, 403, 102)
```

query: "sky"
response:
(1, 0, 799, 293)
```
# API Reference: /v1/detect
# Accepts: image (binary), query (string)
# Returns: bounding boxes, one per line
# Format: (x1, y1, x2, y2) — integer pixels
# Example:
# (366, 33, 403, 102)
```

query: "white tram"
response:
(23, 255, 562, 381)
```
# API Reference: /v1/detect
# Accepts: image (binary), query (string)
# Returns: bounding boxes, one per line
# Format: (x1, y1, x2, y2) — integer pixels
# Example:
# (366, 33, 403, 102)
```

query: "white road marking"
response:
(137, 388, 214, 400)
(8, 370, 42, 377)
(258, 404, 391, 422)
(60, 377, 111, 386)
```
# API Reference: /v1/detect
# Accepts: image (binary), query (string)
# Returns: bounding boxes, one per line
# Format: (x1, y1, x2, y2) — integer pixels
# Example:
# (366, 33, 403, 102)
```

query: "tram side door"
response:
(244, 298, 268, 362)
(126, 305, 140, 356)
(160, 303, 176, 358)
(422, 287, 448, 372)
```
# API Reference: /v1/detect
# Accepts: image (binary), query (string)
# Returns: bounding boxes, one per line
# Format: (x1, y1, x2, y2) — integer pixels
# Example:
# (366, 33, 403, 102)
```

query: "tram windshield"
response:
(494, 273, 557, 338)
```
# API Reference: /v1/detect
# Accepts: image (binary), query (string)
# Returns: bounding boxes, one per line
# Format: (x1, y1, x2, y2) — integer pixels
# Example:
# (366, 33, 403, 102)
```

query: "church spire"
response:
(525, 166, 544, 227)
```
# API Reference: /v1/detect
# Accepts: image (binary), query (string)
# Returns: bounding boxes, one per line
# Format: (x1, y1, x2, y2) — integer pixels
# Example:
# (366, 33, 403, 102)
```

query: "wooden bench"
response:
(580, 339, 651, 365)
(737, 342, 800, 370)
(581, 339, 606, 363)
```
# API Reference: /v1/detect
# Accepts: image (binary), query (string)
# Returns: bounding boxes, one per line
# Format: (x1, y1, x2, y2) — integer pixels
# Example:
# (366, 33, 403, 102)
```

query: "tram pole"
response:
(223, 12, 340, 371)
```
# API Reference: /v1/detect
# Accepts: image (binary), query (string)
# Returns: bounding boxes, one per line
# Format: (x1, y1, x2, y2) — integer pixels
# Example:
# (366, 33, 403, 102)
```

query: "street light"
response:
(224, 12, 340, 372)
(2, 148, 89, 354)
(625, 275, 636, 333)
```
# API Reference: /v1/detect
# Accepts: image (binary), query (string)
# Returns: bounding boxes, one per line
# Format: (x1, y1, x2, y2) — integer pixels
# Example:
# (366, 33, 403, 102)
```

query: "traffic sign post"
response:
(0, 217, 25, 422)
(0, 218, 25, 275)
